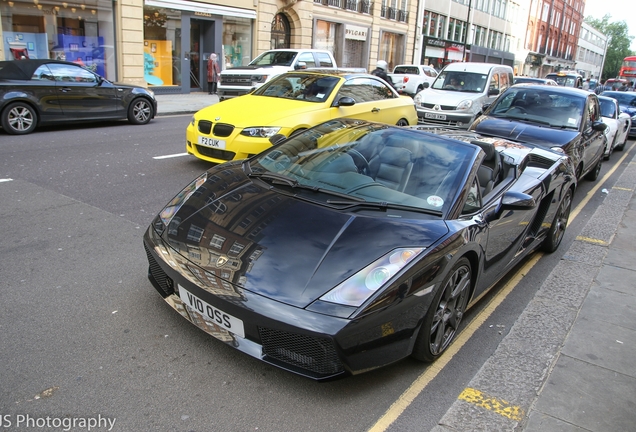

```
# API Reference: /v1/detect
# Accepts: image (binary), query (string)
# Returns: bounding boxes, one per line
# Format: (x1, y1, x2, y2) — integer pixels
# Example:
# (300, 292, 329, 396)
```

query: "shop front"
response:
(314, 19, 369, 70)
(421, 37, 466, 71)
(143, 0, 255, 94)
(1, 0, 117, 80)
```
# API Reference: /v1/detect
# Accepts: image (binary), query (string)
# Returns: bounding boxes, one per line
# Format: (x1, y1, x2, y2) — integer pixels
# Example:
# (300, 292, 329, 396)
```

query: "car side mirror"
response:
(592, 121, 607, 132)
(334, 96, 356, 107)
(488, 88, 500, 96)
(422, 82, 430, 89)
(294, 61, 307, 70)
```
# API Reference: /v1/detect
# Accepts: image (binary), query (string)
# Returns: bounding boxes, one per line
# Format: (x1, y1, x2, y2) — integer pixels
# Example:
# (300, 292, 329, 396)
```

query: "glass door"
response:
(190, 22, 201, 90)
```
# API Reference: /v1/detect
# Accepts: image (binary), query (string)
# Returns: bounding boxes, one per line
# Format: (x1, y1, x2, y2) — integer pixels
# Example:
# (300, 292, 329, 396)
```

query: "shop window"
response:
(143, 7, 182, 87)
(224, 17, 252, 67)
(3, 2, 116, 80)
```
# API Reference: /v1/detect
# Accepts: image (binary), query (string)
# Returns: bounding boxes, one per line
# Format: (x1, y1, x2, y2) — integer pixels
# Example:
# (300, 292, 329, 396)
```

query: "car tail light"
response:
(403, 77, 410, 83)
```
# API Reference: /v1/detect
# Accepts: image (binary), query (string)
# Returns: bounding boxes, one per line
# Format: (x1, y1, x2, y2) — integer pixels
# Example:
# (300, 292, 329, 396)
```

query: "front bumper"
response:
(415, 106, 475, 128)
(185, 122, 288, 164)
(143, 226, 426, 380)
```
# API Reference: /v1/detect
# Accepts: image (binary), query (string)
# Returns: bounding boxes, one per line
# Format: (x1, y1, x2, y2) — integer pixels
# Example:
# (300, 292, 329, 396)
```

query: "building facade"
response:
(0, 0, 607, 93)
(576, 21, 608, 80)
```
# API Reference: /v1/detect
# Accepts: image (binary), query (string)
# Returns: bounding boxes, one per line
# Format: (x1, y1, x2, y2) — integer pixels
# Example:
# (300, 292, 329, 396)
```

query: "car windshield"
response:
(253, 73, 340, 102)
(599, 99, 617, 118)
(545, 74, 580, 87)
(601, 91, 636, 107)
(488, 87, 585, 129)
(248, 120, 474, 216)
(249, 51, 297, 67)
(431, 71, 487, 93)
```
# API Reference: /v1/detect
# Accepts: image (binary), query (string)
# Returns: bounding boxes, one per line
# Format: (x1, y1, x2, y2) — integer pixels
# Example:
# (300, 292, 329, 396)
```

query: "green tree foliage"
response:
(585, 15, 635, 80)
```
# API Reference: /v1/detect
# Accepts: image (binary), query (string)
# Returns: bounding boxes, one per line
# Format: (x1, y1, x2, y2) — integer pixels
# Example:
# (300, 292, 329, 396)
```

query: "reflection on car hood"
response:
(163, 165, 448, 308)
(471, 116, 578, 147)
(195, 95, 327, 126)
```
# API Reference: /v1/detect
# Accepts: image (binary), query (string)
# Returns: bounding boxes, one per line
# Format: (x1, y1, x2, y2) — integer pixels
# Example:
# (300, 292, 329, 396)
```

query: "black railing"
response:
(315, 0, 374, 14)
(397, 9, 409, 22)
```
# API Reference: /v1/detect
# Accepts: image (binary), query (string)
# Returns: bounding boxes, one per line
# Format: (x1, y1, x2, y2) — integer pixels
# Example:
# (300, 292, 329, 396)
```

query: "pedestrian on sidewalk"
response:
(207, 53, 220, 95)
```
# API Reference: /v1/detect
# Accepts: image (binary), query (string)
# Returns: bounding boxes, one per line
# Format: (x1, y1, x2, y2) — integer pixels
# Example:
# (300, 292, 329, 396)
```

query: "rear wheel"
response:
(541, 188, 572, 253)
(127, 98, 153, 125)
(396, 118, 409, 126)
(412, 258, 472, 362)
(2, 102, 37, 135)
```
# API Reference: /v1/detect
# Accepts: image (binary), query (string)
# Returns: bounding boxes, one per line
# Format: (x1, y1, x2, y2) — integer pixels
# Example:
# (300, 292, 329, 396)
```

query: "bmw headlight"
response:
(191, 115, 196, 127)
(456, 99, 473, 110)
(319, 248, 424, 307)
(241, 127, 282, 138)
(153, 172, 208, 234)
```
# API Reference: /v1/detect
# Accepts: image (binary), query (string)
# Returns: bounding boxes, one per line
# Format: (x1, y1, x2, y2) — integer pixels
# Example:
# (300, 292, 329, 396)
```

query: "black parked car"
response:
(0, 59, 157, 135)
(144, 118, 576, 380)
(471, 84, 607, 181)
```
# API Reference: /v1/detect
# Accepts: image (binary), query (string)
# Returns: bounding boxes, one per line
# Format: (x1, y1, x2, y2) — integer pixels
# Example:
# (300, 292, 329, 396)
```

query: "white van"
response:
(413, 62, 514, 128)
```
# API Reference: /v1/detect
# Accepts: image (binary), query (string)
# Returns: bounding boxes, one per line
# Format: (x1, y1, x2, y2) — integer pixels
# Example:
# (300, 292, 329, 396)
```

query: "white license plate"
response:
(178, 285, 245, 338)
(425, 112, 446, 120)
(198, 136, 226, 149)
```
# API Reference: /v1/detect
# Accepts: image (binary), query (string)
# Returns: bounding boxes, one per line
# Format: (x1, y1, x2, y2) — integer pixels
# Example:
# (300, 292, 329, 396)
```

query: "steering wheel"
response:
(348, 149, 370, 175)
(509, 106, 528, 113)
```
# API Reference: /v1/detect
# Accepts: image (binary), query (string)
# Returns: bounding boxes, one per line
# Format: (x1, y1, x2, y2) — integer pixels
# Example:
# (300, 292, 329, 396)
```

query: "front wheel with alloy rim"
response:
(412, 257, 472, 362)
(2, 102, 38, 135)
(541, 188, 573, 253)
(127, 98, 153, 125)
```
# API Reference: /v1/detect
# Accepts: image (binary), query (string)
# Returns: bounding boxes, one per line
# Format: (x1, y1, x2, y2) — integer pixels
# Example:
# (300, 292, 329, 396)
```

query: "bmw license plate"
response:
(198, 136, 226, 149)
(425, 112, 446, 120)
(178, 285, 245, 338)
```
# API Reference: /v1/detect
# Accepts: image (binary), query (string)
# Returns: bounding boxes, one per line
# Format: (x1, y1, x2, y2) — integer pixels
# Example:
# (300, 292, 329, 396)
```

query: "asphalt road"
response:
(0, 116, 632, 432)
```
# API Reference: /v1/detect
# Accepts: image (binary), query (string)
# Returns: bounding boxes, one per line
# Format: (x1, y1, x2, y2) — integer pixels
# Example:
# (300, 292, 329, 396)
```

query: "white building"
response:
(576, 22, 609, 80)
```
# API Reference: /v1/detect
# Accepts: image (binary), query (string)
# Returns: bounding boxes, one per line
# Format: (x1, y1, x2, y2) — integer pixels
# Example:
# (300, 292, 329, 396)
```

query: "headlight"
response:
(154, 172, 208, 234)
(456, 99, 473, 110)
(251, 75, 269, 84)
(413, 92, 422, 104)
(319, 248, 424, 307)
(551, 146, 565, 154)
(241, 127, 282, 138)
(191, 115, 196, 127)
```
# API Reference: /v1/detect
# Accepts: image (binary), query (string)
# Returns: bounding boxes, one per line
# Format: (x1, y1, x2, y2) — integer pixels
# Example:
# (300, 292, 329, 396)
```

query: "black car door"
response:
(25, 64, 65, 120)
(46, 62, 120, 119)
(580, 96, 605, 172)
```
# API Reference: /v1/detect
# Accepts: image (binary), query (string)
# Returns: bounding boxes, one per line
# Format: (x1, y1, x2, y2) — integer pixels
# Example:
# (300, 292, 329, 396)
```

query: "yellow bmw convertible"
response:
(186, 70, 418, 163)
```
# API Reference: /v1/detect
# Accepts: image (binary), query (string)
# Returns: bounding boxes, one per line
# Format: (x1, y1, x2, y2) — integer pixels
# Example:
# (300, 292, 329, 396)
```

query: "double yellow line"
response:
(369, 145, 634, 431)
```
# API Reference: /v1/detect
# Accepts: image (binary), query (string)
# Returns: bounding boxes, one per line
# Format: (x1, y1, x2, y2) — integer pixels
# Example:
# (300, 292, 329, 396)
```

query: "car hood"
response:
(162, 165, 449, 308)
(195, 95, 328, 126)
(470, 116, 578, 147)
(619, 105, 636, 116)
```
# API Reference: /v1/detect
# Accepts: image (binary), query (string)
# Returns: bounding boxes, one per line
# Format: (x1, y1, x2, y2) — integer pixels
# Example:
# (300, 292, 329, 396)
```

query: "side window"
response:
(32, 65, 55, 81)
(463, 177, 481, 213)
(315, 52, 333, 68)
(489, 73, 500, 92)
(47, 63, 98, 83)
(337, 77, 388, 103)
(297, 52, 316, 68)
(424, 67, 438, 78)
(499, 72, 510, 90)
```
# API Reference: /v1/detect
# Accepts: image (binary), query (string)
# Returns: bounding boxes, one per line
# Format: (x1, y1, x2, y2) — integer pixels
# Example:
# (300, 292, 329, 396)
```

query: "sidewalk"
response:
(433, 146, 636, 432)
(155, 91, 218, 116)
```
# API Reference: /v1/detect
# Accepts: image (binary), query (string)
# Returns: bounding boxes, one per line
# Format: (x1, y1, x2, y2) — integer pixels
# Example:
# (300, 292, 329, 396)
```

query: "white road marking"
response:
(0, 178, 14, 183)
(153, 153, 189, 160)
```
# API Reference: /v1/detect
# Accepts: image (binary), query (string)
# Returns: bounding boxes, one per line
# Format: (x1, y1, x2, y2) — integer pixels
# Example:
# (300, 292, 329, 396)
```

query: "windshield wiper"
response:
(248, 171, 365, 201)
(502, 115, 553, 127)
(326, 199, 443, 216)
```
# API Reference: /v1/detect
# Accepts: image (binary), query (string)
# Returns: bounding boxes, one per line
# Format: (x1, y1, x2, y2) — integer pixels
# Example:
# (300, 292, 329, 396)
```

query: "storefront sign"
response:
(194, 11, 212, 17)
(345, 24, 368, 41)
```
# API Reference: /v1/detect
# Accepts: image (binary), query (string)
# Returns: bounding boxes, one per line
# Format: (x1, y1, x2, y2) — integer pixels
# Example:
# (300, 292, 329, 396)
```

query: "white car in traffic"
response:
(598, 95, 631, 159)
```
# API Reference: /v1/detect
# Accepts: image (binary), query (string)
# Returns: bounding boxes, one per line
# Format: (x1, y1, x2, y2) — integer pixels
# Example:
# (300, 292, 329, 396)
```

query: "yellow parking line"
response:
(367, 145, 635, 432)
(612, 186, 633, 191)
(458, 388, 524, 421)
(575, 236, 608, 246)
